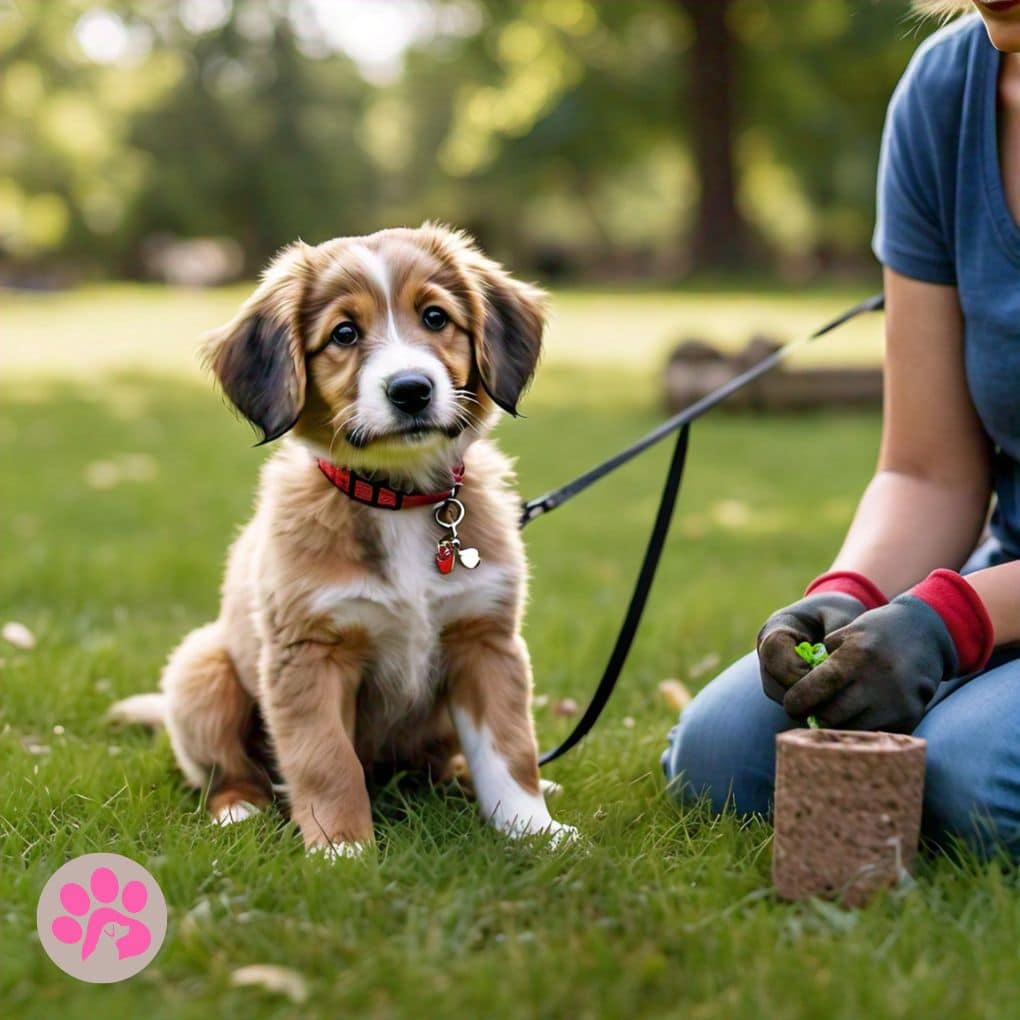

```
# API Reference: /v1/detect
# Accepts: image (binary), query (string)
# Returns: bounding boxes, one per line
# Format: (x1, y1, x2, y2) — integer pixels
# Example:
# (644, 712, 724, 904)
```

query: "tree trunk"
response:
(679, 0, 751, 272)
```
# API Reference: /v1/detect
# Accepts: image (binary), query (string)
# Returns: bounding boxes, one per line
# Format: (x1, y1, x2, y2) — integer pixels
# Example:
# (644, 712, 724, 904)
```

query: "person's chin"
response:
(979, 2, 1020, 52)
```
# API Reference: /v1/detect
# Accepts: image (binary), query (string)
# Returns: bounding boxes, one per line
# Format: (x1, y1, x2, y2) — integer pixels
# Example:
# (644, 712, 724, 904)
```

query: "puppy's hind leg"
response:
(161, 623, 273, 825)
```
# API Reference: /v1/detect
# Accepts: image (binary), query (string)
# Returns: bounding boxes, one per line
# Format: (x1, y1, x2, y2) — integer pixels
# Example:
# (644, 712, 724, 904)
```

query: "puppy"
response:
(113, 224, 575, 854)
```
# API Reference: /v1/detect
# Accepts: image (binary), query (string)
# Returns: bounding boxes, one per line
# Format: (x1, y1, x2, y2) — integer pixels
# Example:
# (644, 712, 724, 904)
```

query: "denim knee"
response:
(919, 705, 1020, 859)
(661, 650, 792, 817)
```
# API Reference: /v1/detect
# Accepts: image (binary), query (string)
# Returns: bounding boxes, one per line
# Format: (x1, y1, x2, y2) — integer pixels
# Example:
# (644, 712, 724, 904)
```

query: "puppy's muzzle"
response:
(386, 372, 433, 417)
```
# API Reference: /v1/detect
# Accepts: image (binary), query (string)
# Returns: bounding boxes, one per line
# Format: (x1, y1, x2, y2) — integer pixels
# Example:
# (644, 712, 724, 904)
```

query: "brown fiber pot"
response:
(772, 729, 926, 907)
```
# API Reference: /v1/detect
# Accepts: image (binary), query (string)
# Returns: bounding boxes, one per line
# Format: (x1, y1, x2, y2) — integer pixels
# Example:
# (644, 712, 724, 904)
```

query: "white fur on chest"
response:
(309, 508, 512, 711)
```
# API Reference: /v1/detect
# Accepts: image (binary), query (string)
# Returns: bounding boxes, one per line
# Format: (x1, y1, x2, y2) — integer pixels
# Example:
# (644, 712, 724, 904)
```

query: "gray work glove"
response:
(780, 570, 993, 733)
(757, 592, 869, 705)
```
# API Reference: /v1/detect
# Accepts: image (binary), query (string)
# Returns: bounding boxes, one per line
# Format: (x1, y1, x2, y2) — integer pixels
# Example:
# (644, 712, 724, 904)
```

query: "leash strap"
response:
(520, 292, 884, 529)
(531, 291, 885, 767)
(538, 423, 690, 766)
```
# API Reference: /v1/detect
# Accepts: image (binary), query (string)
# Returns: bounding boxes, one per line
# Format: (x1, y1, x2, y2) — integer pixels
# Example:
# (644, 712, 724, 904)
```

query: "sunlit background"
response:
(0, 0, 934, 287)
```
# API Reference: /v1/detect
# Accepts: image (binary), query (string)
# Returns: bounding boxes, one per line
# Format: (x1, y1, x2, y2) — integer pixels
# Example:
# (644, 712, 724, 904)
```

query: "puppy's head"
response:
(204, 224, 545, 482)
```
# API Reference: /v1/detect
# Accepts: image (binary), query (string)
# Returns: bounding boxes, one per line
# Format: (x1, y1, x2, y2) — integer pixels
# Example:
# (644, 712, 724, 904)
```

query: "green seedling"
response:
(794, 641, 828, 730)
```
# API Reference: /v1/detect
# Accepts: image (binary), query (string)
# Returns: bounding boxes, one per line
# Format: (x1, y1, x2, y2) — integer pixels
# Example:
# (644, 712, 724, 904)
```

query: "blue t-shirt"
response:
(873, 14, 1020, 558)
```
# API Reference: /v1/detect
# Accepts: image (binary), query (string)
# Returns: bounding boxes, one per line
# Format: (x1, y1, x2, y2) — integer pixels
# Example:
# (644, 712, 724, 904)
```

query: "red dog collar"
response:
(317, 459, 464, 510)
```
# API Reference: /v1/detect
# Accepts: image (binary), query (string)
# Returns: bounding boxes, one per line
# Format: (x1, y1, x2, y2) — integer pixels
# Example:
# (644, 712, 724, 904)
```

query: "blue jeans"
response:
(661, 539, 1020, 858)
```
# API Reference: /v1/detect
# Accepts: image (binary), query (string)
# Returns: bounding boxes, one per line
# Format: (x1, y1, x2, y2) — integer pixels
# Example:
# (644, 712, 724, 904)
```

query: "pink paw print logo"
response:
(54, 866, 151, 961)
(37, 853, 167, 983)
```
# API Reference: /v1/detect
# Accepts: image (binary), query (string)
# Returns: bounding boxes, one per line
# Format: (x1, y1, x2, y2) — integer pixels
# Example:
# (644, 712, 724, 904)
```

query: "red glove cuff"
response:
(910, 569, 995, 674)
(805, 570, 888, 610)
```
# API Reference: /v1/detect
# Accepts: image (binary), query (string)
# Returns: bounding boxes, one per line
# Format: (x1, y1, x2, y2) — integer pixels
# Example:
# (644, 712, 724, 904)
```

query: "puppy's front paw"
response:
(498, 814, 580, 849)
(543, 820, 580, 849)
(306, 840, 371, 861)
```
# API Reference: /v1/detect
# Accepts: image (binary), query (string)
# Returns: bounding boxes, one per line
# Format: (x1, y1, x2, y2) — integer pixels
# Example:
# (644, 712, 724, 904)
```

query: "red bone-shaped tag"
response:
(436, 541, 456, 575)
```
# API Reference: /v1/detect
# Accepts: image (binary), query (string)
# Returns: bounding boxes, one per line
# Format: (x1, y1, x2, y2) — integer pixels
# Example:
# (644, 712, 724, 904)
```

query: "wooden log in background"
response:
(664, 334, 883, 414)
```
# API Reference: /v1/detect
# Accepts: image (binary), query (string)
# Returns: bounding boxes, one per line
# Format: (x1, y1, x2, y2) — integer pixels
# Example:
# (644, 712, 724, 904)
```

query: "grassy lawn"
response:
(2, 285, 1015, 1020)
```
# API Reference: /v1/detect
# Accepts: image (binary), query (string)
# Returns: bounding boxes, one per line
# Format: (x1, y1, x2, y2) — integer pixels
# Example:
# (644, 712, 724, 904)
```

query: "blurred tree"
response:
(409, 0, 923, 276)
(122, 0, 378, 276)
(0, 0, 938, 282)
(0, 0, 162, 274)
(419, 0, 690, 274)
(678, 0, 750, 271)
(736, 0, 925, 268)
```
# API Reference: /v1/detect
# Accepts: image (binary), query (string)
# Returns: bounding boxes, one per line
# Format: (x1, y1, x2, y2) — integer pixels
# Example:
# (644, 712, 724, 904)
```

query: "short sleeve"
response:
(872, 56, 958, 285)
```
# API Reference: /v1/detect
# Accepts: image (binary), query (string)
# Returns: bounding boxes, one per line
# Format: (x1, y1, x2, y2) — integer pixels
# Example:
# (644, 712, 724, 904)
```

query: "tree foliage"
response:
(0, 0, 936, 279)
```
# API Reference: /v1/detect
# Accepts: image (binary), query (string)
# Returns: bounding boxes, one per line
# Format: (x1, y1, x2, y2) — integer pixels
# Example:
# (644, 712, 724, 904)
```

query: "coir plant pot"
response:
(772, 728, 926, 907)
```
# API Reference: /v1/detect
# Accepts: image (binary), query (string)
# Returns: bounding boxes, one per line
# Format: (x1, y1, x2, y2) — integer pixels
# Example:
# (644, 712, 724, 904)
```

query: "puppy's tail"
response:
(107, 692, 168, 731)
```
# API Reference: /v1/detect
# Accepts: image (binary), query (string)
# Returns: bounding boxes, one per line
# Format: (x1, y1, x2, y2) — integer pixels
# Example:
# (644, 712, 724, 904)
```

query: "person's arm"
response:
(964, 563, 1020, 645)
(827, 268, 993, 595)
(775, 318, 1019, 728)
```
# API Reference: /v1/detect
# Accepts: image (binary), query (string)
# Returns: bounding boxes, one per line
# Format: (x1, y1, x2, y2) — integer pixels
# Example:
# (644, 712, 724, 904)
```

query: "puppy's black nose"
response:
(386, 372, 433, 416)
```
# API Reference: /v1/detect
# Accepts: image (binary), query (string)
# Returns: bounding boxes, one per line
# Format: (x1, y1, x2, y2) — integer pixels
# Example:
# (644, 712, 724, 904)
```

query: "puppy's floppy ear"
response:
(203, 245, 308, 443)
(474, 268, 546, 417)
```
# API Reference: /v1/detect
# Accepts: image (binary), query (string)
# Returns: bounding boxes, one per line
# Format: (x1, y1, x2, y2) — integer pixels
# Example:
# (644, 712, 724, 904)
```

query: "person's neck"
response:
(1001, 51, 1020, 104)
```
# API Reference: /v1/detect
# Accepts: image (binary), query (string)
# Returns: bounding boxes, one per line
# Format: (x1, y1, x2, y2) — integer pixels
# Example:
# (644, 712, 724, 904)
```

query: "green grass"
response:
(2, 286, 1014, 1020)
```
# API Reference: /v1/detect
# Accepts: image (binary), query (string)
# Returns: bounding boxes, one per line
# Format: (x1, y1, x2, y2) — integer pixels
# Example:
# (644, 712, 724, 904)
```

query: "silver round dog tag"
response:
(457, 547, 481, 569)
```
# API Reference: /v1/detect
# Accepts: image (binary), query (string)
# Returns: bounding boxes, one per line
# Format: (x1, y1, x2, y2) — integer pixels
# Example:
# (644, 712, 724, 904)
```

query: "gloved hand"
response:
(781, 569, 995, 733)
(758, 570, 887, 704)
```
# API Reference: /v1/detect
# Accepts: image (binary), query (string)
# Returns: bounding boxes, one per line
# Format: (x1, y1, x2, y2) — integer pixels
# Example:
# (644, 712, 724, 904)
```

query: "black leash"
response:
(531, 291, 885, 767)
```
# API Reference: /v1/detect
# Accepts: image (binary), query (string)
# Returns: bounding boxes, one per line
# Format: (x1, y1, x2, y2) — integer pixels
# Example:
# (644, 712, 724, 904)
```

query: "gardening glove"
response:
(758, 570, 888, 704)
(781, 569, 995, 733)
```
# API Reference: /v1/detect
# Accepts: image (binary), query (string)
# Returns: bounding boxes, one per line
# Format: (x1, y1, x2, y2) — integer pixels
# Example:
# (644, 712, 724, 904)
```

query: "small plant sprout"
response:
(794, 641, 828, 729)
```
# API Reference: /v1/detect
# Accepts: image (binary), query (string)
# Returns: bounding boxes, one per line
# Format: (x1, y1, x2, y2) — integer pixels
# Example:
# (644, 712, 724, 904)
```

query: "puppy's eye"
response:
(422, 306, 448, 331)
(330, 321, 359, 346)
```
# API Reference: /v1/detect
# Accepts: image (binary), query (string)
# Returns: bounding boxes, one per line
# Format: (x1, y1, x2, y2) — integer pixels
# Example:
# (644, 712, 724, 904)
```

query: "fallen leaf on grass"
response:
(178, 897, 214, 937)
(231, 965, 309, 1004)
(2, 622, 36, 650)
(658, 679, 692, 712)
(84, 461, 121, 490)
(84, 453, 158, 491)
(710, 499, 752, 529)
(119, 453, 157, 481)
(687, 653, 721, 679)
(553, 697, 579, 717)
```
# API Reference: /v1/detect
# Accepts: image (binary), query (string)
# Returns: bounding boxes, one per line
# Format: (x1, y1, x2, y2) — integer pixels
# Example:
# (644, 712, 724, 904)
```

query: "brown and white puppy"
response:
(113, 223, 575, 854)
